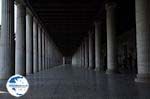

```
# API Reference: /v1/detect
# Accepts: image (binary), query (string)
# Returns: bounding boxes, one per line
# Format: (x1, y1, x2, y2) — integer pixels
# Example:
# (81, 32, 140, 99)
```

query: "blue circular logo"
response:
(6, 74, 29, 97)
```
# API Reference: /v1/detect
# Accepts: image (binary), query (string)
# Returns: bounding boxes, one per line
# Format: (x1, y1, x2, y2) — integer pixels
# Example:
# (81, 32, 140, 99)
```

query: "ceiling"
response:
(27, 0, 135, 56)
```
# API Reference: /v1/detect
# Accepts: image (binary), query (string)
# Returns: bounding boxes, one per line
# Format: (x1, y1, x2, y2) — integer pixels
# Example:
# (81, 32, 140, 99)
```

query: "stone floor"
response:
(0, 65, 150, 99)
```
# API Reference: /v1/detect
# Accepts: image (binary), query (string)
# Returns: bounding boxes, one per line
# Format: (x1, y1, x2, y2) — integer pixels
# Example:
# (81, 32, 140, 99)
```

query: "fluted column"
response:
(47, 40, 49, 68)
(46, 34, 48, 69)
(45, 35, 48, 69)
(79, 47, 82, 66)
(47, 40, 50, 68)
(83, 40, 86, 67)
(72, 53, 76, 65)
(33, 18, 38, 73)
(85, 37, 89, 68)
(78, 48, 82, 66)
(42, 29, 45, 70)
(44, 34, 46, 69)
(0, 0, 14, 79)
(15, 3, 26, 75)
(135, 0, 150, 82)
(49, 40, 52, 67)
(38, 25, 42, 71)
(95, 22, 104, 71)
(81, 42, 85, 67)
(80, 46, 82, 67)
(89, 31, 95, 69)
(63, 57, 66, 65)
(45, 36, 47, 69)
(47, 38, 49, 69)
(26, 12, 33, 75)
(80, 45, 82, 66)
(106, 2, 117, 73)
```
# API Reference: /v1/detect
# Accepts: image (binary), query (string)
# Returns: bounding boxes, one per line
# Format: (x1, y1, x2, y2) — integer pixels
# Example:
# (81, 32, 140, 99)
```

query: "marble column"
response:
(72, 53, 75, 65)
(63, 57, 66, 65)
(79, 47, 82, 66)
(80, 46, 82, 67)
(74, 50, 77, 65)
(105, 2, 117, 73)
(42, 29, 45, 70)
(45, 35, 48, 69)
(85, 37, 89, 68)
(47, 40, 49, 68)
(15, 3, 26, 75)
(33, 18, 38, 73)
(47, 36, 48, 68)
(48, 41, 51, 67)
(72, 49, 77, 65)
(95, 22, 104, 71)
(89, 31, 95, 69)
(47, 38, 49, 69)
(0, 0, 14, 79)
(46, 35, 48, 69)
(45, 36, 47, 69)
(81, 42, 85, 67)
(135, 0, 150, 82)
(78, 48, 81, 66)
(80, 45, 82, 66)
(26, 12, 33, 75)
(38, 25, 42, 71)
(49, 41, 52, 67)
(44, 35, 47, 70)
(83, 40, 86, 67)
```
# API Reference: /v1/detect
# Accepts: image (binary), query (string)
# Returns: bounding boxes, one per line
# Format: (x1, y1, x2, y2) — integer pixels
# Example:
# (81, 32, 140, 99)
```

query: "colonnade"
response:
(72, 0, 150, 83)
(0, 0, 63, 79)
(0, 0, 149, 83)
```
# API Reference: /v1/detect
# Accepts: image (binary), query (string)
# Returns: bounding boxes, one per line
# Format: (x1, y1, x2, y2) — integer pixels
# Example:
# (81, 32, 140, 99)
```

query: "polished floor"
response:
(0, 65, 150, 99)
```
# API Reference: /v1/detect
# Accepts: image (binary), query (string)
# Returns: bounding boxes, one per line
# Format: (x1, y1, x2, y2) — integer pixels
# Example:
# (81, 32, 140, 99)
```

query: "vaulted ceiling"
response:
(26, 0, 135, 56)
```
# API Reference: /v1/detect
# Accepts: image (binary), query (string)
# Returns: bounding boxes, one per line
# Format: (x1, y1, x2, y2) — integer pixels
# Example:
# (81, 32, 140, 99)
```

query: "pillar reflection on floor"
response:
(1, 65, 150, 99)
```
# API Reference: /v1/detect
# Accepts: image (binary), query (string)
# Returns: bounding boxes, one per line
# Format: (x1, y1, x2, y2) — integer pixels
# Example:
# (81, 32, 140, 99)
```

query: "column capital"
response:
(15, 0, 26, 6)
(33, 17, 38, 23)
(105, 2, 117, 10)
(38, 24, 42, 29)
(42, 27, 45, 33)
(26, 8, 33, 16)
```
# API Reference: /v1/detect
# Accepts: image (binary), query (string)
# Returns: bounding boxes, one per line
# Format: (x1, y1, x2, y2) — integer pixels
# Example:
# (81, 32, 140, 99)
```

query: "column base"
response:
(106, 69, 118, 74)
(95, 67, 105, 72)
(84, 65, 89, 69)
(26, 72, 33, 75)
(26, 73, 33, 76)
(89, 66, 95, 70)
(0, 73, 12, 80)
(135, 74, 150, 83)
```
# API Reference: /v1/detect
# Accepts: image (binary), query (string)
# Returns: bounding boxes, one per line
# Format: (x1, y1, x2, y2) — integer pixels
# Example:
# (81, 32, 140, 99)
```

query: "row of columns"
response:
(72, 0, 150, 83)
(0, 0, 63, 79)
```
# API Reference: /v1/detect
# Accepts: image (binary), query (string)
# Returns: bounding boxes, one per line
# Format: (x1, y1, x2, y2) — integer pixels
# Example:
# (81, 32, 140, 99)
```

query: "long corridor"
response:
(0, 65, 150, 99)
